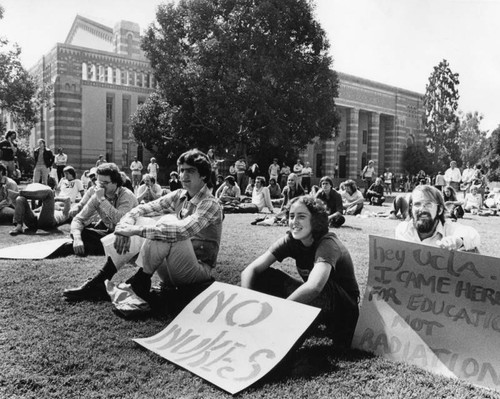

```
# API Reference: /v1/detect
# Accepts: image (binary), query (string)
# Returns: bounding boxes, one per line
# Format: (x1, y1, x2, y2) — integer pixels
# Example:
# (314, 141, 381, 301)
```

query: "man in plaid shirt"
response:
(63, 149, 223, 302)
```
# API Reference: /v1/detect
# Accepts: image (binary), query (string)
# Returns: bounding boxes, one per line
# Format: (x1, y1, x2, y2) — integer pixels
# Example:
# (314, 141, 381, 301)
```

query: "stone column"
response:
(368, 112, 380, 174)
(346, 108, 359, 179)
(323, 138, 336, 176)
(384, 116, 397, 172)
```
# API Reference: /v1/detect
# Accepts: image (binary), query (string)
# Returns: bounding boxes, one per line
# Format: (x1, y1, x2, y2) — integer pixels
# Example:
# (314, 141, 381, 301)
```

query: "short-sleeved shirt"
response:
(269, 232, 360, 301)
(57, 178, 84, 203)
(316, 189, 343, 215)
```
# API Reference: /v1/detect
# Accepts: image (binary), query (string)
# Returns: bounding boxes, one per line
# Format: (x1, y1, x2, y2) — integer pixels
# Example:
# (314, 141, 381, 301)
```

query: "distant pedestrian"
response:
(54, 147, 68, 181)
(129, 156, 143, 190)
(33, 139, 55, 185)
(147, 157, 159, 181)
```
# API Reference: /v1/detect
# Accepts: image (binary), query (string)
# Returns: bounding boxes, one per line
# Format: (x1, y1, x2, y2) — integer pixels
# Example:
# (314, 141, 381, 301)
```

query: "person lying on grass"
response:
(9, 183, 72, 235)
(63, 149, 223, 305)
(395, 184, 480, 252)
(241, 195, 360, 348)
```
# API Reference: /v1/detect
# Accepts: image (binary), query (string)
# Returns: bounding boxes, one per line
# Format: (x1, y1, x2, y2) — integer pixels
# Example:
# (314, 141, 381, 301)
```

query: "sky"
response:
(1, 0, 498, 132)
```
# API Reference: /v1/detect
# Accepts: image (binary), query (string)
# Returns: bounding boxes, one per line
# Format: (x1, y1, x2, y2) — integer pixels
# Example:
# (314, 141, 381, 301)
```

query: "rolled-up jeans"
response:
(13, 184, 65, 229)
(102, 215, 213, 288)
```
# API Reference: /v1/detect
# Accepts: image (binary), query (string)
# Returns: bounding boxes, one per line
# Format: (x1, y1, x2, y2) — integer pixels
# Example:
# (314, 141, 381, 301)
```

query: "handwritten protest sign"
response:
(353, 235, 500, 391)
(134, 282, 320, 394)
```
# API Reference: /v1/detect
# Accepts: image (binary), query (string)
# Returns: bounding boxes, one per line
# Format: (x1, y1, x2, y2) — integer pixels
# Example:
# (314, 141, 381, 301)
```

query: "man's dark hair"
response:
(63, 165, 76, 179)
(224, 175, 235, 185)
(96, 163, 122, 186)
(177, 149, 211, 184)
(5, 130, 16, 140)
(320, 176, 334, 187)
(409, 185, 446, 225)
(288, 195, 329, 241)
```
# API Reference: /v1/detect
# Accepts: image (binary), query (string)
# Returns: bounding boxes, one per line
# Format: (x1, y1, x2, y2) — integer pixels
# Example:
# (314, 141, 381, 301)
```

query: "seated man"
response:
(395, 185, 480, 252)
(0, 163, 19, 224)
(65, 163, 138, 256)
(341, 179, 364, 215)
(135, 174, 162, 204)
(56, 166, 84, 203)
(241, 195, 360, 347)
(63, 149, 223, 303)
(268, 178, 282, 199)
(215, 175, 241, 204)
(9, 183, 71, 235)
(365, 177, 386, 205)
(315, 176, 345, 228)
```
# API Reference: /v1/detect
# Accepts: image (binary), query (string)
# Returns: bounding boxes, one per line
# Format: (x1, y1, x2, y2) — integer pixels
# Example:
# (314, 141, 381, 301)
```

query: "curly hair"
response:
(96, 162, 123, 186)
(288, 195, 329, 241)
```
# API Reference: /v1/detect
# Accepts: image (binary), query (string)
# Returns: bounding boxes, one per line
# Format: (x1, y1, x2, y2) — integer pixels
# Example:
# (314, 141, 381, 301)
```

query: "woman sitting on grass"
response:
(442, 185, 464, 220)
(241, 195, 360, 347)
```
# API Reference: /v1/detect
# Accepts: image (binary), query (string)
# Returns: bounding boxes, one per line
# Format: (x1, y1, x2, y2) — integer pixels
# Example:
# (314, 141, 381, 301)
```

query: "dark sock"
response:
(98, 258, 117, 280)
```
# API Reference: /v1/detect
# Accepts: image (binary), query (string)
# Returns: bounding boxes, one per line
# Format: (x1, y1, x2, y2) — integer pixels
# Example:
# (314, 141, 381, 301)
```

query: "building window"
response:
(127, 33, 133, 57)
(362, 130, 367, 145)
(128, 70, 134, 86)
(106, 96, 114, 122)
(122, 97, 130, 124)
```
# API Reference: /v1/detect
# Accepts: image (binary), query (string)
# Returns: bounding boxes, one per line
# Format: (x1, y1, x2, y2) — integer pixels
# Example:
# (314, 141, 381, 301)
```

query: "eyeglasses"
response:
(413, 201, 437, 210)
(97, 180, 112, 186)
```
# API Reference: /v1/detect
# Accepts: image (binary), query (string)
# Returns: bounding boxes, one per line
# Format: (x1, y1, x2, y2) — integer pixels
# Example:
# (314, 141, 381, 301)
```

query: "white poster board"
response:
(353, 235, 500, 391)
(0, 238, 72, 259)
(134, 282, 321, 394)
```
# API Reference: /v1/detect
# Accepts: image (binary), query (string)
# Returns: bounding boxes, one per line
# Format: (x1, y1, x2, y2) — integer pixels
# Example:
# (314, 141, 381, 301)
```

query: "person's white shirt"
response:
(395, 219, 480, 251)
(57, 178, 84, 203)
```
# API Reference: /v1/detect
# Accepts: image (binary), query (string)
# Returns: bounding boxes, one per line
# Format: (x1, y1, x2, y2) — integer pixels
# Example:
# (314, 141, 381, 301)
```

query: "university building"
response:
(28, 15, 155, 174)
(301, 73, 424, 179)
(6, 15, 424, 179)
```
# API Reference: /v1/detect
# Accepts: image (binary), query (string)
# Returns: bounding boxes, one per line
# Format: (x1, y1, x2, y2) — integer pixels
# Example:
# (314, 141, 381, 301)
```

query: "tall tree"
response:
(422, 59, 461, 171)
(402, 142, 434, 175)
(457, 111, 488, 167)
(135, 0, 339, 163)
(0, 5, 40, 136)
(482, 126, 500, 182)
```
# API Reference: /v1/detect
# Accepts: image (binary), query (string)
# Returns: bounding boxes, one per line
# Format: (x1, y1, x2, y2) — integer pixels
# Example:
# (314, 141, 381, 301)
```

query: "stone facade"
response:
(301, 72, 424, 179)
(29, 15, 155, 175)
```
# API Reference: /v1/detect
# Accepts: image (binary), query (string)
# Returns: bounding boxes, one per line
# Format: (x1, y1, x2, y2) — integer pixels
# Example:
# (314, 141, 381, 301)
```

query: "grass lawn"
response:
(1, 203, 499, 398)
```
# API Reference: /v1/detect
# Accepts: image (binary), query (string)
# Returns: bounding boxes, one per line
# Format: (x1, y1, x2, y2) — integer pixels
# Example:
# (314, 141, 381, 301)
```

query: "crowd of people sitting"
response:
(0, 148, 487, 348)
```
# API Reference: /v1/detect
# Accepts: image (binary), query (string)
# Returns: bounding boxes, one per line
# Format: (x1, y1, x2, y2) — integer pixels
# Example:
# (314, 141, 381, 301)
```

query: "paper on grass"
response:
(0, 238, 72, 259)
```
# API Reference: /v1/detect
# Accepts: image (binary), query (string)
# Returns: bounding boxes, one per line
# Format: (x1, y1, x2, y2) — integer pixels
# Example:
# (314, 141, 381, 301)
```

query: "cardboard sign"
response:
(353, 235, 500, 391)
(134, 282, 321, 394)
(0, 238, 72, 259)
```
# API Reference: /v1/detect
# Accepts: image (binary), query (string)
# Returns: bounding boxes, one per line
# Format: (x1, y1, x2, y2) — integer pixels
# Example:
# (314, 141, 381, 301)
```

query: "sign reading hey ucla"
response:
(353, 236, 500, 391)
(134, 282, 320, 395)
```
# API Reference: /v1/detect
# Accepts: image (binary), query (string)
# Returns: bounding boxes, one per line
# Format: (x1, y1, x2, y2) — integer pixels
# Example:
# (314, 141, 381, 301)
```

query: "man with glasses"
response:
(395, 185, 480, 252)
(65, 163, 138, 256)
(63, 149, 223, 305)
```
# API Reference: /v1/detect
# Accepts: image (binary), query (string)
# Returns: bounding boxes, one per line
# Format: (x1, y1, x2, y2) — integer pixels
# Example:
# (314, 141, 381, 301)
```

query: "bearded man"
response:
(395, 185, 480, 252)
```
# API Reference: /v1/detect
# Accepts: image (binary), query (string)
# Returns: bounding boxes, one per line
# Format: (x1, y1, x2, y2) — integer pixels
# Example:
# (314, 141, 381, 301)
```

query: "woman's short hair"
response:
(288, 195, 329, 241)
(224, 175, 235, 185)
(96, 162, 122, 186)
(177, 149, 211, 184)
(170, 171, 179, 178)
(142, 173, 155, 184)
(344, 179, 358, 192)
(38, 139, 46, 146)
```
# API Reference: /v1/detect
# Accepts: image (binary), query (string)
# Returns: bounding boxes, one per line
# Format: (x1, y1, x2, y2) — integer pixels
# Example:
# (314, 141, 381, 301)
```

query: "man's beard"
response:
(413, 211, 439, 234)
